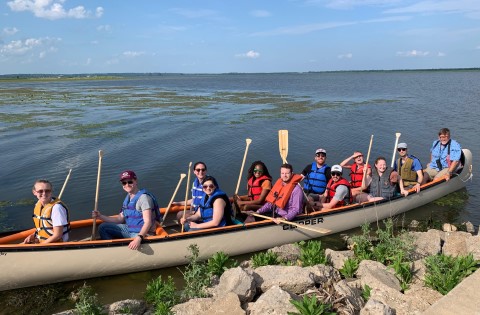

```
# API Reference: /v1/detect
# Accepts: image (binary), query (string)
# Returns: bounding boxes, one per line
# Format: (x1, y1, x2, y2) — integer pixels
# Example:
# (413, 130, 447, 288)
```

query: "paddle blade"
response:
(278, 130, 289, 163)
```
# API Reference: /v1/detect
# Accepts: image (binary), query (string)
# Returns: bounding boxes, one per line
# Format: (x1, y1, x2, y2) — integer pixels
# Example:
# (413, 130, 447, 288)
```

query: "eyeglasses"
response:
(397, 148, 407, 152)
(315, 153, 326, 157)
(121, 180, 134, 186)
(253, 169, 263, 173)
(331, 172, 342, 177)
(35, 189, 51, 194)
(202, 184, 215, 189)
(195, 168, 206, 172)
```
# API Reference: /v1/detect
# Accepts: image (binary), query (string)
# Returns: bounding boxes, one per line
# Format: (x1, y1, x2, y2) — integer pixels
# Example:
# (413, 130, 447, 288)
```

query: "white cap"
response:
(397, 143, 408, 149)
(331, 165, 342, 173)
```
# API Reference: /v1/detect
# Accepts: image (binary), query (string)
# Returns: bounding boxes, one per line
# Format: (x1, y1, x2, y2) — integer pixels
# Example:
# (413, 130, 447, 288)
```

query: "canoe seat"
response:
(155, 226, 168, 237)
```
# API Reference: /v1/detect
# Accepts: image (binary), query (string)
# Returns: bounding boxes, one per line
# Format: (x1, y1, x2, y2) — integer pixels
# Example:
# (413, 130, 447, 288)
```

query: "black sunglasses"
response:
(397, 148, 407, 152)
(121, 180, 134, 185)
(331, 172, 342, 177)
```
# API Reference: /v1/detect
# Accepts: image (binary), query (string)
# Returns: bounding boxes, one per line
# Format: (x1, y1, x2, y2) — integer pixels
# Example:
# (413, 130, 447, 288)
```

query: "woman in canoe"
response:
(234, 160, 273, 212)
(180, 176, 232, 231)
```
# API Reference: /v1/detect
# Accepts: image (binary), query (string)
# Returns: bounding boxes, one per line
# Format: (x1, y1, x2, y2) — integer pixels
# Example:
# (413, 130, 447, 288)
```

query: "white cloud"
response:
(235, 50, 260, 58)
(2, 27, 19, 36)
(437, 52, 446, 57)
(321, 0, 403, 10)
(97, 25, 112, 32)
(0, 37, 61, 57)
(170, 8, 218, 19)
(122, 51, 145, 58)
(85, 58, 91, 65)
(250, 10, 271, 17)
(396, 50, 430, 57)
(7, 0, 103, 20)
(338, 53, 353, 59)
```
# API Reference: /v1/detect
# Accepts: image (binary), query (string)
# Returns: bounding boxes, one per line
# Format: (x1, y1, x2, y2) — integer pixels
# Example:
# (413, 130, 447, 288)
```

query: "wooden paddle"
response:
(361, 135, 374, 189)
(91, 150, 103, 241)
(249, 213, 330, 234)
(57, 168, 72, 200)
(391, 132, 401, 168)
(278, 130, 288, 163)
(234, 138, 252, 196)
(181, 162, 193, 233)
(161, 173, 187, 224)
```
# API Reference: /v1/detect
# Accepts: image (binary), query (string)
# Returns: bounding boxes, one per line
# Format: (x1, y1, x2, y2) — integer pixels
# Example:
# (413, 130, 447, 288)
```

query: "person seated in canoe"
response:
(23, 179, 70, 244)
(393, 143, 423, 195)
(339, 151, 371, 199)
(423, 128, 462, 184)
(92, 170, 161, 250)
(356, 157, 406, 203)
(244, 163, 303, 224)
(301, 148, 331, 204)
(180, 176, 233, 231)
(310, 165, 353, 211)
(172, 161, 209, 222)
(234, 160, 273, 212)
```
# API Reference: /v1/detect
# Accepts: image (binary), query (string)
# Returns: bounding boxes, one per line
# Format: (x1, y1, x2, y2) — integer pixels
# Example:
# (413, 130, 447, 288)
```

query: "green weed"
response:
(179, 244, 211, 301)
(361, 284, 372, 302)
(251, 251, 280, 268)
(389, 253, 413, 291)
(74, 283, 105, 315)
(339, 257, 359, 279)
(298, 240, 327, 267)
(288, 295, 336, 315)
(145, 276, 178, 315)
(207, 251, 237, 277)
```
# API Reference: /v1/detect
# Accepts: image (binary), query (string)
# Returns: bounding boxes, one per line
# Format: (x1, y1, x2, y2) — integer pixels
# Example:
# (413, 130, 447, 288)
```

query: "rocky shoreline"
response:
(54, 224, 480, 315)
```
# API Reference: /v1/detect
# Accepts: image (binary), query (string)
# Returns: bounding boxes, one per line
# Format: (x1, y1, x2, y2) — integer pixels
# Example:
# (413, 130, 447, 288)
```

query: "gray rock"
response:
(442, 223, 457, 232)
(214, 267, 256, 303)
(253, 265, 315, 294)
(334, 279, 365, 311)
(304, 264, 341, 285)
(268, 243, 301, 262)
(247, 285, 299, 315)
(410, 259, 427, 284)
(408, 230, 442, 260)
(356, 260, 401, 292)
(171, 292, 245, 315)
(108, 299, 146, 315)
(464, 221, 475, 233)
(465, 234, 480, 260)
(325, 248, 355, 270)
(442, 231, 472, 257)
(360, 298, 395, 315)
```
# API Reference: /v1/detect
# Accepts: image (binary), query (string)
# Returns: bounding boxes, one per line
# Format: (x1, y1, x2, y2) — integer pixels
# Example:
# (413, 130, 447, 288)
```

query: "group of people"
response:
(23, 128, 462, 250)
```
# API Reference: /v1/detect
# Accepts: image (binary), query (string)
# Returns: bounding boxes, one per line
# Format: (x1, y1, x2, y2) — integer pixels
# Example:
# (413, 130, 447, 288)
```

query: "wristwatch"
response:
(137, 234, 144, 242)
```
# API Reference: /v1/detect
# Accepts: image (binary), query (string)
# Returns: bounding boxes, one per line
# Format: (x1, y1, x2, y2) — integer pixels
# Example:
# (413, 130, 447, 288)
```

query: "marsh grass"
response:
(0, 284, 68, 315)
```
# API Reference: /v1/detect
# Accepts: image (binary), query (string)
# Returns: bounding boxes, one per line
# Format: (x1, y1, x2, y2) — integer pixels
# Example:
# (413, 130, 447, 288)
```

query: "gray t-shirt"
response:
(135, 194, 156, 234)
(332, 185, 349, 202)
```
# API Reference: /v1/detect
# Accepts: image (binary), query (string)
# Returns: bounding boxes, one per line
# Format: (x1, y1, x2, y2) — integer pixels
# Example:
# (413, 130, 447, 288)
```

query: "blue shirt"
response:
(428, 139, 462, 170)
(393, 155, 422, 172)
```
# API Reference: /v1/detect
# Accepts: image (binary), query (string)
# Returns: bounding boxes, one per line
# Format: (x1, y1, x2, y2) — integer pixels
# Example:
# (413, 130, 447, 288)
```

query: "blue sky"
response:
(1, 0, 479, 74)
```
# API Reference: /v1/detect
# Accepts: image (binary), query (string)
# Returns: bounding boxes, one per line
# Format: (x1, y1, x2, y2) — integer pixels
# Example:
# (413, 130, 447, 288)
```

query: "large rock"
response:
(171, 292, 245, 315)
(356, 260, 401, 292)
(325, 248, 355, 270)
(253, 265, 315, 294)
(268, 243, 301, 262)
(334, 279, 365, 311)
(442, 231, 472, 256)
(404, 283, 443, 310)
(247, 285, 298, 315)
(408, 230, 442, 260)
(213, 267, 256, 303)
(410, 259, 427, 284)
(465, 234, 480, 260)
(360, 298, 395, 315)
(108, 299, 147, 315)
(304, 264, 341, 285)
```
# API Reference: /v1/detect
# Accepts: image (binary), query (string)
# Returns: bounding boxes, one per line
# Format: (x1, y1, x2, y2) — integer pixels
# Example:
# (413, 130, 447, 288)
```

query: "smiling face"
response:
(354, 152, 364, 164)
(32, 182, 53, 206)
(202, 179, 216, 196)
(194, 163, 207, 181)
(315, 152, 326, 166)
(280, 166, 293, 183)
(375, 158, 387, 173)
(253, 164, 264, 178)
(121, 178, 138, 195)
(439, 133, 450, 145)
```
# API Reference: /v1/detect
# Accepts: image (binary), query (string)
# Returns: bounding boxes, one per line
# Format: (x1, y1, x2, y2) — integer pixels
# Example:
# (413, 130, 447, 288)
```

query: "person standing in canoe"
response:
(173, 161, 209, 222)
(92, 170, 160, 250)
(180, 176, 232, 231)
(234, 160, 273, 212)
(339, 151, 371, 198)
(302, 148, 331, 202)
(23, 179, 70, 244)
(245, 163, 303, 223)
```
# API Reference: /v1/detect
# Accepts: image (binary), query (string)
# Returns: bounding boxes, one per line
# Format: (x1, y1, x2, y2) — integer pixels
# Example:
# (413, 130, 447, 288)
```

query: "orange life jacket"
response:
(265, 174, 303, 209)
(32, 198, 70, 242)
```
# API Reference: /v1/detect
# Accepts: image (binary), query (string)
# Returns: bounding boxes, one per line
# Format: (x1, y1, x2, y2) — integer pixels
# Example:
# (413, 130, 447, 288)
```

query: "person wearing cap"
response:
(311, 165, 352, 210)
(393, 143, 423, 194)
(92, 170, 161, 250)
(339, 151, 372, 198)
(173, 161, 209, 222)
(301, 148, 331, 202)
(423, 128, 462, 183)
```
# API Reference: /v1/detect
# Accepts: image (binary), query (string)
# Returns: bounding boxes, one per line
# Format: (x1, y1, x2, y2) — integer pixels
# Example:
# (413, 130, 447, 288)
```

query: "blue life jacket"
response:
(191, 178, 205, 212)
(199, 189, 232, 227)
(304, 163, 329, 194)
(122, 189, 161, 233)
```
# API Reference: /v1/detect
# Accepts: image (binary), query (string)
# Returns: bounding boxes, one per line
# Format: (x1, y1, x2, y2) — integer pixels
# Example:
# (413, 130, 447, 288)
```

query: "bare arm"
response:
(190, 198, 225, 229)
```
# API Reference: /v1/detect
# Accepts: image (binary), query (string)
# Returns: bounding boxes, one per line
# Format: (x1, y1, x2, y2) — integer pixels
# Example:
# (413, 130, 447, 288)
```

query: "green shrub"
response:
(179, 244, 211, 301)
(351, 223, 374, 260)
(252, 250, 280, 268)
(361, 284, 371, 302)
(424, 253, 479, 295)
(74, 283, 105, 315)
(145, 275, 178, 315)
(371, 219, 413, 266)
(207, 251, 238, 277)
(389, 253, 413, 291)
(298, 240, 327, 267)
(288, 295, 336, 315)
(339, 257, 359, 278)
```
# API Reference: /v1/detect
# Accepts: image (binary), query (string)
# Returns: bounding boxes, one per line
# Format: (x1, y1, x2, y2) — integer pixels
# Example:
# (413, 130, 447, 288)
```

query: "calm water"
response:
(1, 70, 479, 305)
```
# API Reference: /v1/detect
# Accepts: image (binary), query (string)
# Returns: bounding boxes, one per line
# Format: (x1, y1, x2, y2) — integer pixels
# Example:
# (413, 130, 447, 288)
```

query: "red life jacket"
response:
(325, 178, 352, 208)
(350, 163, 370, 188)
(247, 175, 272, 200)
(265, 174, 303, 209)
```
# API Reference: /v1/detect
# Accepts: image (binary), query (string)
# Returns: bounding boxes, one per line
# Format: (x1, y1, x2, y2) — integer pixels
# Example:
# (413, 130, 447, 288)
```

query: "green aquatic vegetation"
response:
(433, 190, 469, 207)
(73, 283, 105, 315)
(0, 200, 11, 208)
(252, 251, 280, 268)
(207, 251, 238, 277)
(145, 276, 178, 315)
(288, 295, 336, 315)
(298, 240, 327, 266)
(67, 120, 125, 139)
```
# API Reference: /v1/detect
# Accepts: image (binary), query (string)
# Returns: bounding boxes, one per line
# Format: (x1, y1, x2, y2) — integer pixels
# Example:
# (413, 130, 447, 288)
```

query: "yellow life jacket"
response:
(32, 198, 70, 242)
(397, 157, 417, 187)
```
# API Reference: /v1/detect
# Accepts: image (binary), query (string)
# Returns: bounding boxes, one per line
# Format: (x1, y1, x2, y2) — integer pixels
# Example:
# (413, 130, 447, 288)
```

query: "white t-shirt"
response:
(51, 203, 69, 241)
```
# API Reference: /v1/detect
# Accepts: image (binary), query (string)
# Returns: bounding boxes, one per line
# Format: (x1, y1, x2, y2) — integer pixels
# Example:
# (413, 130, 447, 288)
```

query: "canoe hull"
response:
(0, 149, 472, 291)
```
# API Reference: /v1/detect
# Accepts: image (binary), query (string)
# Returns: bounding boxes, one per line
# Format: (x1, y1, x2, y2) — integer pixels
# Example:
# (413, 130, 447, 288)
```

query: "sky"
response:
(1, 0, 479, 74)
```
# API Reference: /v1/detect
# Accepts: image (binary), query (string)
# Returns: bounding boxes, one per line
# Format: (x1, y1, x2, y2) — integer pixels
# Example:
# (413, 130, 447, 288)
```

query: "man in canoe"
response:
(173, 161, 208, 221)
(423, 128, 462, 183)
(393, 143, 423, 193)
(92, 170, 160, 250)
(245, 163, 303, 223)
(310, 165, 352, 210)
(302, 148, 331, 202)
(339, 151, 371, 198)
(23, 179, 70, 244)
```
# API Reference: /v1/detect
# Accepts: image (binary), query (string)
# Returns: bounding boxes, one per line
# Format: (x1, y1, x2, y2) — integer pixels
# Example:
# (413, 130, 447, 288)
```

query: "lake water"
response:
(0, 70, 479, 305)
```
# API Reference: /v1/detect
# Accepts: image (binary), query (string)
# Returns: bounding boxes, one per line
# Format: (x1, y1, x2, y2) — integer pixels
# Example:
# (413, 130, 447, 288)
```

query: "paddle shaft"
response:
(181, 162, 193, 233)
(91, 150, 103, 241)
(234, 139, 252, 195)
(391, 132, 401, 168)
(162, 173, 187, 224)
(57, 168, 72, 200)
(250, 213, 330, 234)
(361, 135, 374, 189)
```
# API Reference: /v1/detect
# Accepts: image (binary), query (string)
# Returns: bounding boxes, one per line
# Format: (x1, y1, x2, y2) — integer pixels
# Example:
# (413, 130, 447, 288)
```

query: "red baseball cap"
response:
(119, 170, 137, 181)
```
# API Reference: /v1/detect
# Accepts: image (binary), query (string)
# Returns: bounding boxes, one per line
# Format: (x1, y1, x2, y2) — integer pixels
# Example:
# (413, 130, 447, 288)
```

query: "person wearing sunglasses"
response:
(235, 161, 273, 212)
(23, 179, 70, 244)
(340, 151, 372, 198)
(393, 143, 423, 194)
(301, 148, 331, 203)
(173, 162, 211, 222)
(92, 170, 161, 250)
(311, 165, 352, 210)
(180, 176, 232, 231)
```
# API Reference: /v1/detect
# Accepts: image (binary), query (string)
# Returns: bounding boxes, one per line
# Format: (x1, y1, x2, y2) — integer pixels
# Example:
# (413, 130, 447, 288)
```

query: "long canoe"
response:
(0, 149, 473, 291)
